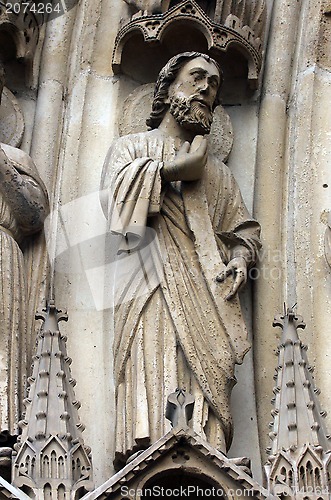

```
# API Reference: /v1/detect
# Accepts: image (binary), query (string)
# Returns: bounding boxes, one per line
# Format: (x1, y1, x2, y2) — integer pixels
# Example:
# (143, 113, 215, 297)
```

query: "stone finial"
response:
(165, 389, 195, 429)
(265, 306, 331, 498)
(12, 300, 93, 499)
(272, 304, 306, 339)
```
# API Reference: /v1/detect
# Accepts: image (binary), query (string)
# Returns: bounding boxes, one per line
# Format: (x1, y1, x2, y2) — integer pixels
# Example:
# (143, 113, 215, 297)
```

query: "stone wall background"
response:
(254, 0, 331, 472)
(5, 0, 330, 487)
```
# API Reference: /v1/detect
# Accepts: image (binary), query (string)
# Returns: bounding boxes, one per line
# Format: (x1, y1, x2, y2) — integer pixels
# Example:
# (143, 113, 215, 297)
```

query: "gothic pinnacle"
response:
(265, 306, 331, 498)
(12, 299, 93, 497)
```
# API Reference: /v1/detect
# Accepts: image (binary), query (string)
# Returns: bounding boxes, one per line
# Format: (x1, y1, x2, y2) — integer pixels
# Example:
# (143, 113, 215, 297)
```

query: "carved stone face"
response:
(167, 56, 221, 134)
(169, 56, 220, 109)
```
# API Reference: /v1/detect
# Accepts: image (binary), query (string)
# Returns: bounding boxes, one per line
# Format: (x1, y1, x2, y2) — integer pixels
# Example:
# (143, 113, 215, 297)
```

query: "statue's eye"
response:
(191, 71, 204, 81)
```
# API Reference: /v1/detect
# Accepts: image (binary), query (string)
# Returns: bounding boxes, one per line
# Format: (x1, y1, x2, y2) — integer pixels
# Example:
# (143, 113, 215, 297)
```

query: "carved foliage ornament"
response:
(0, 1, 41, 61)
(123, 0, 266, 41)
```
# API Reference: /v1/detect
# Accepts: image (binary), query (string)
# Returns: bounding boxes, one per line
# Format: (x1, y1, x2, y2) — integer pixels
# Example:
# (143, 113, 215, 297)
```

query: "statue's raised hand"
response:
(161, 135, 208, 182)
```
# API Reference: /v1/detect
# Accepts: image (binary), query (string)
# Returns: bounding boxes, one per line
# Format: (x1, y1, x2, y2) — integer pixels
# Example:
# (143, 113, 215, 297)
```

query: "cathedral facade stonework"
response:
(0, 0, 330, 498)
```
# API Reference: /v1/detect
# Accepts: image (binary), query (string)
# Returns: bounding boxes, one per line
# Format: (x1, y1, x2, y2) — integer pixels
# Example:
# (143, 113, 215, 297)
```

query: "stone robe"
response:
(0, 144, 48, 436)
(101, 128, 261, 468)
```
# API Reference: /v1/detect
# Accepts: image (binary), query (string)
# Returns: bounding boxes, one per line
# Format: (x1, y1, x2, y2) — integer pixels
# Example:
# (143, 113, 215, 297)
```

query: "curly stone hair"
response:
(146, 51, 223, 130)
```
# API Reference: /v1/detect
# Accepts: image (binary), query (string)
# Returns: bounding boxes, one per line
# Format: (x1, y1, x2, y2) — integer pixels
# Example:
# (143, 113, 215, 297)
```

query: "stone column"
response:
(36, 0, 131, 485)
(253, 0, 304, 462)
(254, 0, 331, 462)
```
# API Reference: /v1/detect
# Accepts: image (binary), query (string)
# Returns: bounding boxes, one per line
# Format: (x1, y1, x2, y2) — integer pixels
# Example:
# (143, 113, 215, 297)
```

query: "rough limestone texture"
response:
(0, 0, 329, 490)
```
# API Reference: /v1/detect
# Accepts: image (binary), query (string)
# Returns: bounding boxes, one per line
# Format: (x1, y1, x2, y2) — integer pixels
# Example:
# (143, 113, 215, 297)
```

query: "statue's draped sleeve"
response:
(101, 133, 163, 253)
(210, 163, 261, 268)
(101, 133, 261, 266)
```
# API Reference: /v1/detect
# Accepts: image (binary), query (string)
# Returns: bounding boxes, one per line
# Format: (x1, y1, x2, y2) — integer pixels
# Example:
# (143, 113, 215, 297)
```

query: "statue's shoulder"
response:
(108, 129, 163, 160)
(208, 153, 233, 177)
(206, 155, 241, 195)
(115, 129, 160, 145)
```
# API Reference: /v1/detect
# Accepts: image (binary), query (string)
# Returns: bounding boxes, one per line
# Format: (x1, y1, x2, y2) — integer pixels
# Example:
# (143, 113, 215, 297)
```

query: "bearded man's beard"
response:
(169, 95, 213, 134)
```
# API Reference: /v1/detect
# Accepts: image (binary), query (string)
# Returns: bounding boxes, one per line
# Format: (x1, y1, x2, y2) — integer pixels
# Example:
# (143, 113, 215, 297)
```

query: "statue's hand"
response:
(216, 256, 248, 301)
(161, 135, 207, 182)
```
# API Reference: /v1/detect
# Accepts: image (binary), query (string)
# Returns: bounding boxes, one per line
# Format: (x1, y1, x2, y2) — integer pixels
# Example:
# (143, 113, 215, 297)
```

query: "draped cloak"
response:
(0, 144, 48, 436)
(101, 128, 261, 468)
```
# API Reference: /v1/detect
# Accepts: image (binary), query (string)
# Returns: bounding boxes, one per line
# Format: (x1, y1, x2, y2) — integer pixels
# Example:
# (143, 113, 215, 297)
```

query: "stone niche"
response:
(112, 0, 266, 104)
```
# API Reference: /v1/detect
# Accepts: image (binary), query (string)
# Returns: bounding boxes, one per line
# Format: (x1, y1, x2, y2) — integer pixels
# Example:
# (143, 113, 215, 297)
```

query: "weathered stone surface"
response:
(12, 301, 93, 498)
(0, 64, 49, 440)
(0, 88, 24, 147)
(265, 308, 331, 499)
(0, 0, 329, 495)
(101, 52, 261, 470)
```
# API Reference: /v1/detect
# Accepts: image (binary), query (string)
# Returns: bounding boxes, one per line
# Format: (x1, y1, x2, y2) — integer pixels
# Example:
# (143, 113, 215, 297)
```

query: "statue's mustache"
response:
(170, 94, 213, 113)
(189, 96, 212, 112)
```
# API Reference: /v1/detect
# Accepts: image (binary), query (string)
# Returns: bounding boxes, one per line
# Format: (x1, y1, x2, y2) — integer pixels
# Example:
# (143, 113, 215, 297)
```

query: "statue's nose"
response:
(198, 80, 210, 94)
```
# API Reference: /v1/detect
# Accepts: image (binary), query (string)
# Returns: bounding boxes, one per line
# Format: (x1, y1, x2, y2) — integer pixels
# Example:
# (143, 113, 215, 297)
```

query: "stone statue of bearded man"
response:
(101, 52, 261, 469)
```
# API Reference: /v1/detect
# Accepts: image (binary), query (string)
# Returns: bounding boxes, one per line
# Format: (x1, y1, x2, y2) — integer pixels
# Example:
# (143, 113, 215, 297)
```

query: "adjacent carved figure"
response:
(0, 64, 49, 437)
(101, 52, 261, 468)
